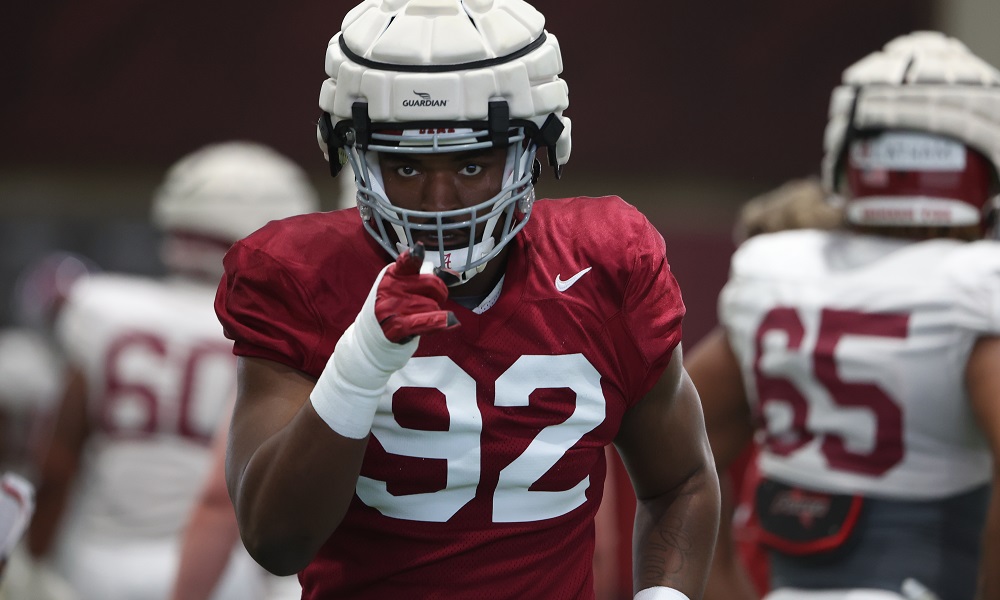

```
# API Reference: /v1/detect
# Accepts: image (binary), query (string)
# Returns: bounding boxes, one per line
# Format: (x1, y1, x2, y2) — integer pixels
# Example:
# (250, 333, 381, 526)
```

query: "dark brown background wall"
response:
(2, 0, 932, 179)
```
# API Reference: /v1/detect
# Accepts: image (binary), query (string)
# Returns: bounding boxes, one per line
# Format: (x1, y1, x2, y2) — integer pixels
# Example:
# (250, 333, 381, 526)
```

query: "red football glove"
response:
(374, 244, 460, 343)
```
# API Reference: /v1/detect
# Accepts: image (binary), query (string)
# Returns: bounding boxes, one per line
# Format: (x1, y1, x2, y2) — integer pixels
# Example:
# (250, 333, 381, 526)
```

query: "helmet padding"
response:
(822, 31, 1000, 197)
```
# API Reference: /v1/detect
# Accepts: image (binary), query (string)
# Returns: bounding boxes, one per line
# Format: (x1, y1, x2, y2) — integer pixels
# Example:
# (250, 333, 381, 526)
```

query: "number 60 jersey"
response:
(52, 272, 265, 599)
(216, 196, 685, 599)
(56, 274, 237, 533)
(719, 229, 1000, 499)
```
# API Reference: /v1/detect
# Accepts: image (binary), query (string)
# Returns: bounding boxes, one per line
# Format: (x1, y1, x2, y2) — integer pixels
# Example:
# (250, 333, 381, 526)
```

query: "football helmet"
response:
(842, 130, 995, 228)
(316, 0, 572, 284)
(821, 31, 1000, 234)
(152, 141, 320, 277)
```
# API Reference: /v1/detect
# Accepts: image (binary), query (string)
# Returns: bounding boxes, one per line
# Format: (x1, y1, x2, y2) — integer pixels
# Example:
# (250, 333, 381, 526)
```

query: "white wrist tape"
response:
(310, 266, 418, 438)
(634, 587, 690, 600)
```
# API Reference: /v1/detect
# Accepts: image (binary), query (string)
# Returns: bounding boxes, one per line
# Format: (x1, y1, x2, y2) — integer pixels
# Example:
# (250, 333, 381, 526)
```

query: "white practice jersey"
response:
(55, 274, 236, 540)
(720, 230, 1000, 500)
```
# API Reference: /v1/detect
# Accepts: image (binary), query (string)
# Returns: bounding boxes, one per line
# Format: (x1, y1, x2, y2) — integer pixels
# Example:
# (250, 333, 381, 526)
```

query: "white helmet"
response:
(821, 31, 1000, 231)
(316, 0, 571, 284)
(152, 141, 320, 277)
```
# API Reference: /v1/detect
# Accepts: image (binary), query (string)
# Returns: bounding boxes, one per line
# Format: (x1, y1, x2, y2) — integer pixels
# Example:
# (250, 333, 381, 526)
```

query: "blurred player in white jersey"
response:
(0, 252, 97, 600)
(700, 177, 843, 600)
(25, 141, 320, 600)
(169, 163, 355, 600)
(0, 252, 98, 480)
(689, 31, 1000, 600)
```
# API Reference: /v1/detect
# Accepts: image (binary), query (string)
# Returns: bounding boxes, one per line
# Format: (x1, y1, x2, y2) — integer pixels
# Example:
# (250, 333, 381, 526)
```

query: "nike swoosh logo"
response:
(555, 267, 592, 292)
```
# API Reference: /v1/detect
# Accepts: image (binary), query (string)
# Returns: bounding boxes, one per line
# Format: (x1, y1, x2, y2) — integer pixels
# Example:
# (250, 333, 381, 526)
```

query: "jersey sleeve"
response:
(949, 241, 1000, 335)
(56, 280, 96, 368)
(617, 214, 686, 400)
(215, 239, 326, 374)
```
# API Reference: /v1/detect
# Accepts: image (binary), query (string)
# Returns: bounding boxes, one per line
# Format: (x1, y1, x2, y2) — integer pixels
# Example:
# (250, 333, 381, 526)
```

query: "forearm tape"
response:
(310, 267, 418, 438)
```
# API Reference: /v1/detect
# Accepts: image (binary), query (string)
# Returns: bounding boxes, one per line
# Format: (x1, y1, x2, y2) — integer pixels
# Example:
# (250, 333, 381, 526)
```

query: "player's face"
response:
(378, 147, 508, 250)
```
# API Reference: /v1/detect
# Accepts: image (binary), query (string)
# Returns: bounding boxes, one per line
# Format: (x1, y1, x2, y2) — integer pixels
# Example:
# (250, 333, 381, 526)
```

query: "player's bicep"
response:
(684, 327, 754, 471)
(40, 364, 90, 477)
(614, 346, 715, 500)
(967, 336, 1000, 456)
(28, 363, 90, 557)
(226, 357, 315, 501)
(966, 335, 1000, 600)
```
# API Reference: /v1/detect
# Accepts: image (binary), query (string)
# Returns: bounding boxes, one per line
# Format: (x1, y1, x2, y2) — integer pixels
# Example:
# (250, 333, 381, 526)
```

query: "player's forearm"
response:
(170, 503, 242, 600)
(27, 368, 88, 559)
(633, 463, 721, 599)
(976, 470, 1000, 600)
(26, 446, 80, 559)
(26, 475, 70, 559)
(703, 475, 758, 600)
(232, 405, 368, 575)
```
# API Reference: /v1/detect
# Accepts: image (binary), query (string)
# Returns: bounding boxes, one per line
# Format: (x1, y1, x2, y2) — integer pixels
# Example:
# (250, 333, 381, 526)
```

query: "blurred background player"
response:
(24, 141, 320, 600)
(168, 163, 356, 600)
(0, 252, 98, 480)
(696, 177, 842, 600)
(689, 31, 1000, 600)
(0, 252, 98, 600)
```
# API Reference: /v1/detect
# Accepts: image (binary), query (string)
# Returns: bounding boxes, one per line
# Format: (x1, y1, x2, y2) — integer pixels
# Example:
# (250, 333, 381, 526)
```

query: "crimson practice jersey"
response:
(217, 197, 685, 599)
(719, 230, 1000, 499)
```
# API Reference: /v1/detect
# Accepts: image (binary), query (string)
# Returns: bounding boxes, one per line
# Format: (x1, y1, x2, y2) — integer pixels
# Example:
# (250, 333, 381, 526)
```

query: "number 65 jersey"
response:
(216, 197, 685, 599)
(719, 229, 1000, 500)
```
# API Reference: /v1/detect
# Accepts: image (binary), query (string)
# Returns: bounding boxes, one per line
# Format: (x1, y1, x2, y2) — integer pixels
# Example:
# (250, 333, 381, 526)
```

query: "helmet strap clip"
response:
(537, 113, 565, 179)
(488, 100, 510, 149)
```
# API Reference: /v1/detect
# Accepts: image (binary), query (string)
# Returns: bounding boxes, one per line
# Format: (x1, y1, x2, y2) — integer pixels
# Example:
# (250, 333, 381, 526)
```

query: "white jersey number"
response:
(356, 353, 606, 523)
(754, 307, 908, 476)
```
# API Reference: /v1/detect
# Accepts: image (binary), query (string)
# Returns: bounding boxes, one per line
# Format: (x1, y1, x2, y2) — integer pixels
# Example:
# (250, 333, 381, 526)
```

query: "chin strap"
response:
(395, 237, 496, 286)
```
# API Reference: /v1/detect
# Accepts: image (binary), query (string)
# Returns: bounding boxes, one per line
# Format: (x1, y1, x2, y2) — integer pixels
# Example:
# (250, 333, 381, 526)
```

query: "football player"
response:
(698, 177, 844, 600)
(215, 1, 721, 598)
(0, 252, 97, 600)
(170, 166, 357, 600)
(0, 251, 98, 480)
(690, 31, 1000, 600)
(26, 142, 319, 600)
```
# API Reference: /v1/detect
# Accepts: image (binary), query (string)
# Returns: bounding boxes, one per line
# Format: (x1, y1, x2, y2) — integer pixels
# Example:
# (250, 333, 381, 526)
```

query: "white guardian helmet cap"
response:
(821, 31, 1000, 230)
(316, 0, 571, 284)
(152, 141, 320, 278)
